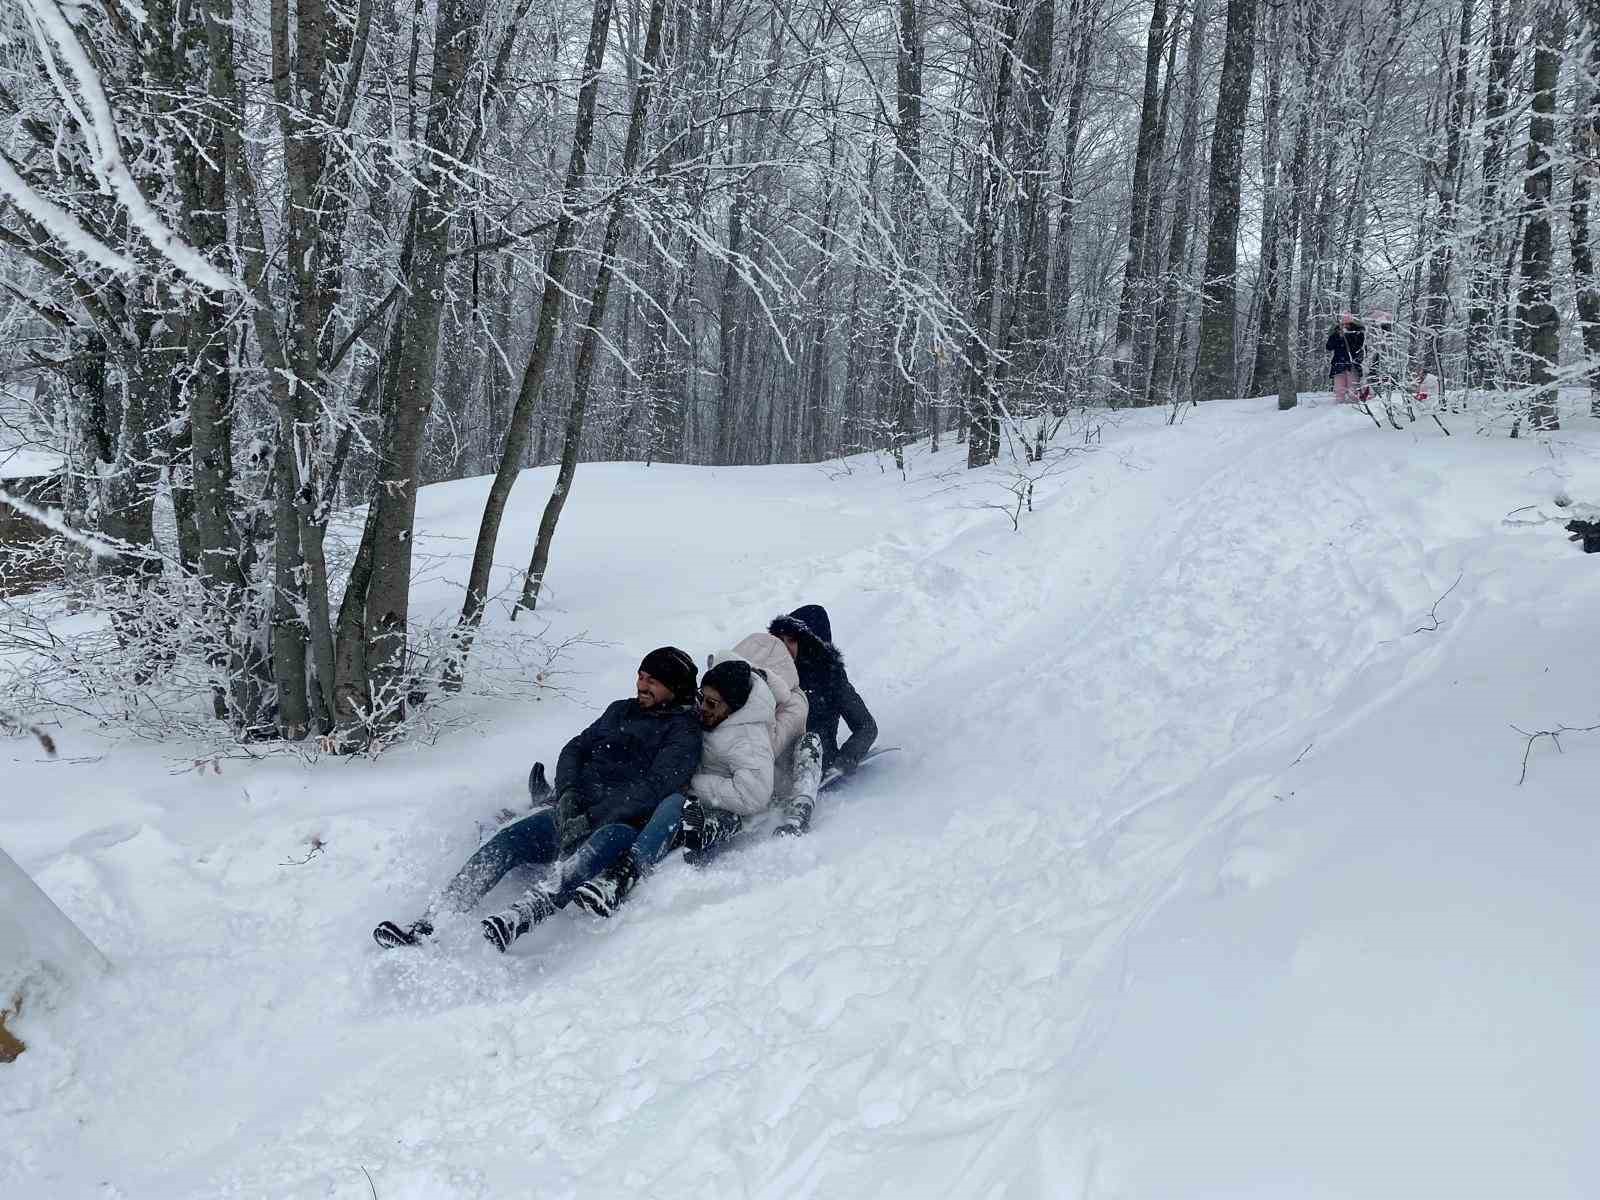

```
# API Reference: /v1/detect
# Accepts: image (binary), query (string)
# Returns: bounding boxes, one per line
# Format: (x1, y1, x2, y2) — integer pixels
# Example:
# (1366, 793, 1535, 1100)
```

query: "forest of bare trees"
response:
(4, 0, 1600, 748)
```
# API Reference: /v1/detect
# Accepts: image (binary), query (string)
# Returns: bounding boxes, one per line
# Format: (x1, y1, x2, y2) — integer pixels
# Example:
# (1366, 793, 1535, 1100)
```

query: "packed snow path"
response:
(5, 399, 1598, 1198)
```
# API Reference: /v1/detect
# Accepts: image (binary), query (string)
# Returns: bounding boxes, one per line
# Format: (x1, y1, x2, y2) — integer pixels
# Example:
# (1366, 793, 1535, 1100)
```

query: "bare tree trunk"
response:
(1418, 0, 1475, 378)
(887, 0, 925, 467)
(1516, 0, 1565, 432)
(455, 0, 614, 649)
(1249, 3, 1286, 396)
(1150, 0, 1211, 406)
(965, 0, 1023, 468)
(356, 0, 484, 728)
(519, 0, 668, 611)
(1114, 0, 1167, 405)
(1191, 0, 1261, 402)
(1571, 1, 1600, 417)
(1010, 0, 1054, 385)
(1049, 0, 1099, 330)
(1468, 0, 1522, 388)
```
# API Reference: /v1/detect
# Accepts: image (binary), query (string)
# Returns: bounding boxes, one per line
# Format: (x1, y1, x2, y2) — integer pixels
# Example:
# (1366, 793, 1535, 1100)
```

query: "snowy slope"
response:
(3, 397, 1598, 1199)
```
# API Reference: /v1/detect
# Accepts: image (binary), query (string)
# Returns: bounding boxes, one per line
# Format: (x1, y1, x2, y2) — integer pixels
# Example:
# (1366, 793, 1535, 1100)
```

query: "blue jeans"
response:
(616, 790, 686, 870)
(433, 809, 636, 915)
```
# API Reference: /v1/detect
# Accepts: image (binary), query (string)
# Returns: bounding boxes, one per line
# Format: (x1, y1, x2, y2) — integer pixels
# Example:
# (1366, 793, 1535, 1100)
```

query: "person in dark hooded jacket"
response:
(372, 647, 701, 952)
(1327, 315, 1365, 403)
(767, 605, 876, 834)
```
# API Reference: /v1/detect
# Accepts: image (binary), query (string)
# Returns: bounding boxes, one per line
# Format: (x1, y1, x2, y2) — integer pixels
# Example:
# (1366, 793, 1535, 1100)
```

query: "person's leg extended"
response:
(434, 809, 561, 916)
(773, 733, 823, 837)
(570, 793, 685, 917)
(549, 823, 638, 906)
(628, 791, 686, 869)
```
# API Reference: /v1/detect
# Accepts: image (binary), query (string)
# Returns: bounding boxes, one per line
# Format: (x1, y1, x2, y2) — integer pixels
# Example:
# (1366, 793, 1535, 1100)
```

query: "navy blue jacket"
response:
(554, 699, 701, 830)
(1327, 323, 1365, 377)
(770, 606, 877, 773)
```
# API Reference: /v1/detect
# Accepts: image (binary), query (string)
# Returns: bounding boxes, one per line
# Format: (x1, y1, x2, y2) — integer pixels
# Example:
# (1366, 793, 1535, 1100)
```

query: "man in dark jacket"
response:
(767, 605, 877, 835)
(373, 647, 701, 952)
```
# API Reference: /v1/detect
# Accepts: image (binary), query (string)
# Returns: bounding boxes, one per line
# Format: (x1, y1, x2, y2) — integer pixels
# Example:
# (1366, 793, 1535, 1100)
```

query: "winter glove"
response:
(559, 812, 591, 856)
(552, 787, 587, 851)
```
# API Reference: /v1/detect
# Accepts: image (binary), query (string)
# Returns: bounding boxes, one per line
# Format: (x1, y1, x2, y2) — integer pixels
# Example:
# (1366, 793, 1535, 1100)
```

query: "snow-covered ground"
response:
(4, 397, 1598, 1198)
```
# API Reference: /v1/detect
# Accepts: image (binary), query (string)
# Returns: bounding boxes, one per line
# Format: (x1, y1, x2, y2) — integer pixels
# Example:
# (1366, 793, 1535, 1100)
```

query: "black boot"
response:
(772, 797, 814, 838)
(528, 761, 552, 804)
(373, 916, 435, 949)
(481, 887, 556, 952)
(571, 852, 643, 919)
(681, 799, 743, 864)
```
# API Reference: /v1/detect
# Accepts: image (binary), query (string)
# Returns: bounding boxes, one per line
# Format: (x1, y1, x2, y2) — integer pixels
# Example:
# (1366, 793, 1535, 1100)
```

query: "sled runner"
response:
(818, 745, 900, 793)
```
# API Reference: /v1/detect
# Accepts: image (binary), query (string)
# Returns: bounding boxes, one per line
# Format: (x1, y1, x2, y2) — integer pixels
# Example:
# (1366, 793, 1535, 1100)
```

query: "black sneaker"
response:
(373, 917, 435, 949)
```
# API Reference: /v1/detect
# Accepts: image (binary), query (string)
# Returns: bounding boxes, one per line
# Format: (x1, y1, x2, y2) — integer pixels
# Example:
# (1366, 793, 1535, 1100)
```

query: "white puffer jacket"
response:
(689, 668, 777, 816)
(725, 632, 809, 755)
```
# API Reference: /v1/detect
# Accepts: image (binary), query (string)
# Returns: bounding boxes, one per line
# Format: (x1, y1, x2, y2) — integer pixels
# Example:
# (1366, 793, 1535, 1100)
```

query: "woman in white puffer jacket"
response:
(688, 657, 778, 818)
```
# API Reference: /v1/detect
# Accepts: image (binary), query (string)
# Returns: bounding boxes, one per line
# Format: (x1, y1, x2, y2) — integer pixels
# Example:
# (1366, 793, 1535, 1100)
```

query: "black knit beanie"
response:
(638, 646, 697, 703)
(701, 659, 754, 712)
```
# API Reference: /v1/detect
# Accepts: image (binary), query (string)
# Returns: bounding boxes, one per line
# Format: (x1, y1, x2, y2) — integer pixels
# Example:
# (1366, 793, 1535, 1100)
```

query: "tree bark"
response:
(1571, 1, 1600, 417)
(965, 0, 1023, 468)
(886, 0, 926, 466)
(1191, 0, 1261, 402)
(1467, 0, 1523, 388)
(1150, 0, 1211, 406)
(357, 0, 485, 728)
(1114, 0, 1167, 405)
(1516, 0, 1565, 432)
(518, 0, 669, 611)
(455, 0, 615, 648)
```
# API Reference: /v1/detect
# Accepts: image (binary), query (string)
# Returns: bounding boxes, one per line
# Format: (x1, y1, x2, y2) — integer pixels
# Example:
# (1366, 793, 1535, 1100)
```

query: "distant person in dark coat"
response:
(1327, 314, 1365, 403)
(372, 647, 702, 952)
(767, 604, 877, 835)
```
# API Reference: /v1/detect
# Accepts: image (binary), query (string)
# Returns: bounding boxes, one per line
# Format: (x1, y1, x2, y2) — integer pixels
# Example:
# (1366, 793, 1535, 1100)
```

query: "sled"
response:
(819, 745, 900, 792)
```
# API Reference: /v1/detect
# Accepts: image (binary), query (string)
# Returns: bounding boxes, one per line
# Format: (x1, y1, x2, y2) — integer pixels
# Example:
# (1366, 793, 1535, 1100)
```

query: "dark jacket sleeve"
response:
(1326, 330, 1340, 353)
(555, 707, 611, 797)
(586, 711, 702, 829)
(832, 669, 878, 771)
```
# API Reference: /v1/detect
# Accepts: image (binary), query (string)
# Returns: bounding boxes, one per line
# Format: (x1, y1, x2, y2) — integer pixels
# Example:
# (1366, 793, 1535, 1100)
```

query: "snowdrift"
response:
(2, 396, 1598, 1198)
(0, 844, 107, 1061)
